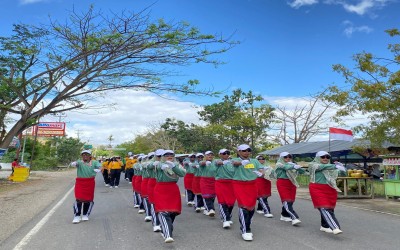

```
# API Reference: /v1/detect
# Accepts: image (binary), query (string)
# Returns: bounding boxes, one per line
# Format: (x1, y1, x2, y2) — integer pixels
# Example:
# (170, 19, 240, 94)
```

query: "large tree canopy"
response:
(323, 28, 400, 145)
(0, 6, 236, 148)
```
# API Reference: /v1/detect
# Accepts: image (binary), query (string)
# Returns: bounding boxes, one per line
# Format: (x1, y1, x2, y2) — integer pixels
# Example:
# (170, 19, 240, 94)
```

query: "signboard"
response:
(9, 136, 20, 148)
(33, 122, 66, 137)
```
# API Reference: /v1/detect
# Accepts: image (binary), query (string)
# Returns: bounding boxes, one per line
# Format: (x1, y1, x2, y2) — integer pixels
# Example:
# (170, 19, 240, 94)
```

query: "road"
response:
(2, 174, 399, 250)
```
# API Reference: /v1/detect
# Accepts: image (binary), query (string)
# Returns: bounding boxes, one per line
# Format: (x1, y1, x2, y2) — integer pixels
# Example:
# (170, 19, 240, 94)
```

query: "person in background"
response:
(231, 144, 263, 241)
(275, 152, 304, 226)
(215, 148, 236, 229)
(141, 152, 154, 223)
(108, 156, 123, 188)
(125, 152, 136, 183)
(101, 158, 111, 187)
(183, 153, 196, 206)
(255, 155, 274, 218)
(147, 149, 163, 233)
(309, 151, 346, 235)
(154, 150, 186, 243)
(71, 150, 101, 224)
(199, 151, 217, 217)
(191, 153, 205, 212)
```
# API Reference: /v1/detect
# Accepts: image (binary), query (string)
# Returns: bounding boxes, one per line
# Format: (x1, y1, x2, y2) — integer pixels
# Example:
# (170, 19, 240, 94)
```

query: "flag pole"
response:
(328, 127, 331, 154)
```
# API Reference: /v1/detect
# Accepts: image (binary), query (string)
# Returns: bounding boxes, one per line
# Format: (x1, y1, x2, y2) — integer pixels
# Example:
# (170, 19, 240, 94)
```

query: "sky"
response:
(1, 0, 399, 146)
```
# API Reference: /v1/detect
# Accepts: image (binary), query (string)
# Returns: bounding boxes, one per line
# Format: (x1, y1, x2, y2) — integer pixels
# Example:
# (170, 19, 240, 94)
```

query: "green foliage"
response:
(324, 28, 400, 145)
(31, 156, 58, 171)
(56, 137, 84, 164)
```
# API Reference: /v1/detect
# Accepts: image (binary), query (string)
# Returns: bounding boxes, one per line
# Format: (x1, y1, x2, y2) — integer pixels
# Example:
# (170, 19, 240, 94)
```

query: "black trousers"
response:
(73, 201, 94, 216)
(238, 208, 254, 234)
(219, 204, 234, 222)
(203, 197, 215, 211)
(126, 168, 134, 182)
(319, 208, 341, 229)
(194, 194, 204, 209)
(158, 212, 178, 238)
(102, 171, 109, 184)
(150, 203, 160, 227)
(281, 201, 299, 219)
(257, 197, 271, 214)
(186, 190, 195, 202)
(109, 169, 121, 187)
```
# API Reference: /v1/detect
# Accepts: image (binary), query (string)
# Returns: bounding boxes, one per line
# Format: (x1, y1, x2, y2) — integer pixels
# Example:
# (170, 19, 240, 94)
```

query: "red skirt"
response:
(134, 176, 142, 194)
(154, 182, 182, 214)
(215, 179, 236, 206)
(132, 176, 137, 191)
(276, 178, 297, 202)
(200, 176, 216, 198)
(147, 178, 157, 203)
(141, 178, 149, 198)
(184, 173, 194, 190)
(192, 176, 201, 195)
(75, 177, 95, 202)
(256, 178, 272, 198)
(232, 180, 257, 210)
(309, 183, 338, 209)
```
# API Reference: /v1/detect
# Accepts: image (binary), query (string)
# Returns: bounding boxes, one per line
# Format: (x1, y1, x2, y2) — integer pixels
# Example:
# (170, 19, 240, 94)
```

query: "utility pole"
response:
(76, 129, 84, 140)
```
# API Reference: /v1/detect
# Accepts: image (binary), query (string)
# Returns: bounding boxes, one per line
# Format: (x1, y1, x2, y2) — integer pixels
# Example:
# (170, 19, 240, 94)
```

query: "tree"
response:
(0, 6, 237, 148)
(56, 137, 84, 164)
(270, 91, 337, 144)
(323, 28, 400, 145)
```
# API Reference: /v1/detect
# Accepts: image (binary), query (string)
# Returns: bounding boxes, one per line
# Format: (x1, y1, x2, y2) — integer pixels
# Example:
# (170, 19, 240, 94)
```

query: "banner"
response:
(329, 127, 353, 142)
(33, 122, 66, 137)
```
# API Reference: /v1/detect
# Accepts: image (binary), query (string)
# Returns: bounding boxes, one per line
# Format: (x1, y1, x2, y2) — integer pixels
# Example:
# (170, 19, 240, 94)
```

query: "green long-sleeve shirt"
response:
(275, 163, 305, 179)
(76, 160, 101, 178)
(155, 162, 186, 182)
(231, 158, 263, 181)
(215, 159, 235, 180)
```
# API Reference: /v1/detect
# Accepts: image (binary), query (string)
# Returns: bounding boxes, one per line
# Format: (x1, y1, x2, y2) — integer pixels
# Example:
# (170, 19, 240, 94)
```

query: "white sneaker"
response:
(256, 210, 264, 214)
(125, 178, 129, 181)
(208, 209, 215, 217)
(72, 216, 81, 224)
(105, 184, 110, 187)
(153, 226, 161, 232)
(264, 213, 274, 218)
(333, 228, 343, 235)
(280, 215, 292, 222)
(203, 210, 208, 215)
(138, 209, 145, 214)
(115, 186, 118, 188)
(129, 182, 132, 184)
(134, 205, 140, 208)
(195, 207, 201, 213)
(165, 237, 174, 243)
(241, 233, 253, 241)
(200, 207, 205, 211)
(81, 215, 89, 221)
(228, 220, 233, 225)
(222, 221, 231, 229)
(187, 201, 194, 207)
(292, 219, 301, 226)
(109, 186, 113, 189)
(320, 227, 333, 233)
(144, 216, 152, 222)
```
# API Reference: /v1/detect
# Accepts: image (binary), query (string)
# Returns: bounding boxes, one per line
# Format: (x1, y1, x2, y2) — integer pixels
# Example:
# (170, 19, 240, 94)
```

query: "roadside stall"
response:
(382, 156, 400, 200)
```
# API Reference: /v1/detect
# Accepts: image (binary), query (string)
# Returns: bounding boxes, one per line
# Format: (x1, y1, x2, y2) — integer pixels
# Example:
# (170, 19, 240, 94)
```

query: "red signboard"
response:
(32, 122, 66, 137)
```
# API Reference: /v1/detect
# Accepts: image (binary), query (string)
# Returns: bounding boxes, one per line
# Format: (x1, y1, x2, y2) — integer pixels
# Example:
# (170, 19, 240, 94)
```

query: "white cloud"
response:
(54, 90, 203, 146)
(342, 20, 373, 37)
(19, 0, 48, 5)
(288, 0, 319, 8)
(323, 0, 389, 15)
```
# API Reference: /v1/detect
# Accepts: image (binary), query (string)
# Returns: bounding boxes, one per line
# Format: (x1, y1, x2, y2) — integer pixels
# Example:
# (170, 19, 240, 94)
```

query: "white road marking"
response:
(13, 186, 74, 250)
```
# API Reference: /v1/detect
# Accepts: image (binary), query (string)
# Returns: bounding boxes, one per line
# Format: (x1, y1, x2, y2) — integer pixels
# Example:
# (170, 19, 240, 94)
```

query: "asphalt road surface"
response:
(3, 174, 400, 250)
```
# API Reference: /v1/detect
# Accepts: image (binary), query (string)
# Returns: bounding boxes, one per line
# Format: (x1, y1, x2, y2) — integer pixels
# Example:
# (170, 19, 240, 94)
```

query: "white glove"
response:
(334, 161, 344, 167)
(165, 161, 175, 168)
(206, 161, 212, 166)
(153, 161, 160, 166)
(253, 170, 263, 177)
(336, 165, 346, 172)
(287, 162, 295, 166)
(94, 169, 101, 173)
(293, 165, 302, 169)
(193, 164, 200, 168)
(70, 161, 77, 167)
(161, 164, 170, 170)
(241, 160, 250, 166)
(223, 160, 231, 165)
(263, 166, 271, 170)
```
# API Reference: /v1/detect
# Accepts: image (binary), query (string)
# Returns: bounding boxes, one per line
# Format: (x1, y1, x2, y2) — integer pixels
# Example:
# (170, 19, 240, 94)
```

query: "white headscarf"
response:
(309, 151, 341, 192)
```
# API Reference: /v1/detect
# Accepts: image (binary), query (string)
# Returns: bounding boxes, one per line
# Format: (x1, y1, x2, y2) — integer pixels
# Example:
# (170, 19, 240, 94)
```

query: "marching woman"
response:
(133, 155, 145, 213)
(215, 148, 236, 229)
(183, 153, 196, 206)
(275, 152, 305, 226)
(154, 150, 186, 243)
(231, 144, 263, 241)
(108, 156, 123, 188)
(309, 151, 346, 235)
(141, 152, 154, 222)
(199, 151, 217, 217)
(71, 150, 101, 223)
(255, 155, 274, 218)
(192, 153, 205, 212)
(147, 149, 163, 232)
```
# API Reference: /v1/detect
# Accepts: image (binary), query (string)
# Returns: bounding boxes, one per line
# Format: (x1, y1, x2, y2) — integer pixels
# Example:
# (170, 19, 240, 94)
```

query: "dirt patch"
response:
(0, 169, 76, 244)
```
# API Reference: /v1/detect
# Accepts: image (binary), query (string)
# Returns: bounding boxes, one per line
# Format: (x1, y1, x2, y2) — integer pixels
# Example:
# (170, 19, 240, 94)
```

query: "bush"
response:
(31, 157, 59, 171)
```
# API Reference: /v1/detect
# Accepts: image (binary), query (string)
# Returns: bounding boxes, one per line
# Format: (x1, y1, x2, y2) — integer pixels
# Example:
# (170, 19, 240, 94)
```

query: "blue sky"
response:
(2, 0, 399, 145)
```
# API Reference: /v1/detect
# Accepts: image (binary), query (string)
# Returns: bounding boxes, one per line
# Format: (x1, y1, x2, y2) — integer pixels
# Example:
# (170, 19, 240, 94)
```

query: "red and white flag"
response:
(329, 127, 353, 142)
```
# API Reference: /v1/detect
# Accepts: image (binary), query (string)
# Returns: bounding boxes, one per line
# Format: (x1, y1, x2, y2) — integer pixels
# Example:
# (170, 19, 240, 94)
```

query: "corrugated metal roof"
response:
(259, 139, 399, 157)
